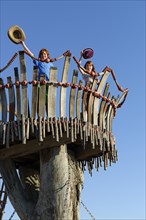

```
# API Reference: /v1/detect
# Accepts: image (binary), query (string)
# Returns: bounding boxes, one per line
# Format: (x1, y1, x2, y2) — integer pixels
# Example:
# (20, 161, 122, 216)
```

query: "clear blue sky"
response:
(0, 1, 145, 220)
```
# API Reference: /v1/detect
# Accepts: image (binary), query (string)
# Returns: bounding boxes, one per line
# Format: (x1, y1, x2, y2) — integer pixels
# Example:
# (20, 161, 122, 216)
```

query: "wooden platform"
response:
(0, 51, 127, 170)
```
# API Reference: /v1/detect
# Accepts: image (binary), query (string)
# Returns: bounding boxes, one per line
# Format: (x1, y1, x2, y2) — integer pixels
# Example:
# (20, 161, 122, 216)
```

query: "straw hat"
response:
(8, 25, 26, 44)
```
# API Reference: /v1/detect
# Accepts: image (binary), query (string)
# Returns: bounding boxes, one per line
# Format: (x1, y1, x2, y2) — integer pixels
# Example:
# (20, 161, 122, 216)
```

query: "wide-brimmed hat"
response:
(82, 48, 94, 59)
(8, 25, 26, 44)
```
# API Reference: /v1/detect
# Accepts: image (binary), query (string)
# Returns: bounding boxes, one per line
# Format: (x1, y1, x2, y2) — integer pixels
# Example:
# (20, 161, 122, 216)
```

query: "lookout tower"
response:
(0, 27, 128, 220)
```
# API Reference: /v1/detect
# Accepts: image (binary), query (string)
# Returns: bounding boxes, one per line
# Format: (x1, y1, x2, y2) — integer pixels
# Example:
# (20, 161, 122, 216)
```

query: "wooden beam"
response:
(0, 135, 72, 160)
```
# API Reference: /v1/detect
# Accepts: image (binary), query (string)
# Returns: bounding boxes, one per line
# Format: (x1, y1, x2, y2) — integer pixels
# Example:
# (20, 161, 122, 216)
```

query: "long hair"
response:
(84, 61, 96, 72)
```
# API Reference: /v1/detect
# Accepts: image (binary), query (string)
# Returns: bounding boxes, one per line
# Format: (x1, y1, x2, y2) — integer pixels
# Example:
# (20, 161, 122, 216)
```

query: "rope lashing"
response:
(15, 80, 20, 87)
(0, 79, 124, 116)
(31, 80, 37, 86)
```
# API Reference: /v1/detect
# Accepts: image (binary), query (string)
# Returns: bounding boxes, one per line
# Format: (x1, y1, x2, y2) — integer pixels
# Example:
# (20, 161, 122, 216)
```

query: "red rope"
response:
(0, 79, 122, 116)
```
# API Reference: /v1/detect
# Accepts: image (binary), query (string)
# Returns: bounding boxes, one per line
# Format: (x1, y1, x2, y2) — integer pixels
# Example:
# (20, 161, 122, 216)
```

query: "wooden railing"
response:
(0, 51, 128, 169)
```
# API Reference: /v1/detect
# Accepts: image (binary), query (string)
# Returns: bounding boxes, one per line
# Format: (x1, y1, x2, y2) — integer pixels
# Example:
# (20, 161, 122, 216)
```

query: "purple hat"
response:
(82, 48, 94, 59)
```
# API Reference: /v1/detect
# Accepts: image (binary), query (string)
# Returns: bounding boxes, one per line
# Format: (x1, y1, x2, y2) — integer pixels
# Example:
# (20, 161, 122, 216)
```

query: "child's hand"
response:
(63, 50, 72, 57)
(80, 50, 83, 56)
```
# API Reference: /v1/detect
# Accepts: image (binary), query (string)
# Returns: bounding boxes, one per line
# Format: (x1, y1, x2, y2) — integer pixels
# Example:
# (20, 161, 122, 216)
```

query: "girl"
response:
(77, 51, 104, 84)
(79, 60, 96, 84)
(33, 48, 53, 81)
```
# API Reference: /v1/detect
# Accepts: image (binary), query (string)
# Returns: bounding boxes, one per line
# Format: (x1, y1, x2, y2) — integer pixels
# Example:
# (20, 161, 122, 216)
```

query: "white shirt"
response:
(83, 71, 104, 83)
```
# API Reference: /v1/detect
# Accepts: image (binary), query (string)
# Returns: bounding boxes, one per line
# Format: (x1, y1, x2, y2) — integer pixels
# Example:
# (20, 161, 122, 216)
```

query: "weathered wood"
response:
(102, 93, 111, 131)
(0, 79, 7, 147)
(19, 51, 28, 145)
(82, 82, 90, 122)
(55, 117, 59, 142)
(60, 56, 71, 117)
(7, 77, 15, 125)
(21, 114, 26, 144)
(79, 120, 83, 140)
(75, 142, 101, 160)
(69, 70, 78, 143)
(14, 67, 21, 120)
(0, 78, 7, 123)
(38, 75, 46, 118)
(42, 117, 46, 139)
(18, 165, 39, 205)
(0, 96, 1, 119)
(81, 82, 89, 145)
(87, 79, 97, 125)
(0, 146, 84, 220)
(99, 83, 110, 130)
(106, 97, 114, 134)
(0, 68, 120, 157)
(17, 119, 22, 142)
(5, 122, 10, 148)
(47, 67, 58, 118)
(69, 70, 78, 118)
(31, 67, 38, 119)
(32, 146, 83, 220)
(93, 71, 110, 126)
(58, 117, 63, 138)
(13, 68, 22, 141)
(66, 117, 69, 138)
(0, 132, 72, 160)
(76, 80, 83, 122)
(105, 97, 115, 151)
(19, 51, 28, 118)
(0, 159, 33, 220)
(0, 177, 7, 220)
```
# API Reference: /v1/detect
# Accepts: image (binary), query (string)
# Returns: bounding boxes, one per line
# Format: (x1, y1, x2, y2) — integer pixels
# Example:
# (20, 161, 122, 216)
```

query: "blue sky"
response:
(0, 0, 145, 220)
